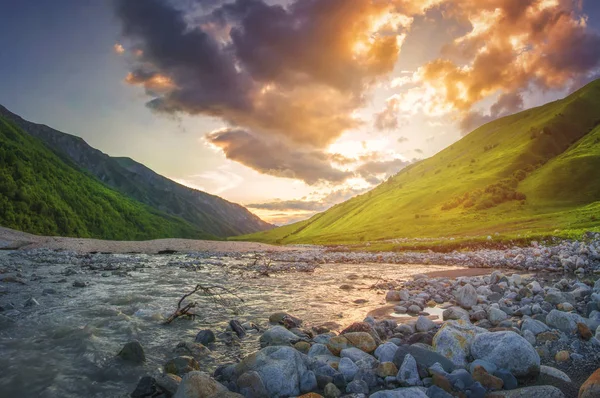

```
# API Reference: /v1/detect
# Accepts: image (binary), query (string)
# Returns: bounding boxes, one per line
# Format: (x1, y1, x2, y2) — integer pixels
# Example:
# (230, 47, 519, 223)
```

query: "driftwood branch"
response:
(164, 284, 245, 325)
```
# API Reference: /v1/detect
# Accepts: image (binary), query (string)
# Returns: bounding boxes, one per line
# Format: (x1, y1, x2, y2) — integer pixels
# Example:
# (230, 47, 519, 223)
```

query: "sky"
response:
(1, 0, 599, 225)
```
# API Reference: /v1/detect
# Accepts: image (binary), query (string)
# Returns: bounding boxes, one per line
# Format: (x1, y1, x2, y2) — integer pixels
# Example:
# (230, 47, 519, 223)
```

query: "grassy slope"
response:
(0, 116, 215, 240)
(241, 79, 600, 246)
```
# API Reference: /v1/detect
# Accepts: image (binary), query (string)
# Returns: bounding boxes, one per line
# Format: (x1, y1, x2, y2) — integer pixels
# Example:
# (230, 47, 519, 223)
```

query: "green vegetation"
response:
(240, 79, 600, 247)
(0, 116, 213, 240)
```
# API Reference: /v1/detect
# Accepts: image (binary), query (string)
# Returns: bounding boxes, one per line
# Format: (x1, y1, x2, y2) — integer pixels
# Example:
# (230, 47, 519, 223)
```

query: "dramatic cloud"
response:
(205, 128, 352, 184)
(247, 187, 370, 212)
(459, 91, 525, 133)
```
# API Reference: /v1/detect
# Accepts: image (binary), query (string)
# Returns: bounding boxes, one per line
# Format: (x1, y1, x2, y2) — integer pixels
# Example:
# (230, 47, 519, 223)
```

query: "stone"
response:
(468, 359, 497, 375)
(521, 318, 550, 336)
(370, 387, 428, 397)
(432, 320, 486, 368)
(131, 376, 157, 398)
(442, 307, 470, 321)
(259, 326, 300, 347)
(537, 331, 560, 343)
(557, 302, 574, 312)
(415, 316, 436, 332)
(155, 374, 181, 396)
(300, 371, 318, 393)
(118, 341, 146, 363)
(377, 362, 399, 378)
(472, 365, 503, 390)
(488, 308, 509, 325)
(324, 383, 341, 398)
(295, 341, 311, 354)
(23, 297, 39, 307)
(425, 385, 453, 398)
(485, 386, 565, 398)
(195, 329, 216, 345)
(72, 280, 87, 288)
(230, 320, 246, 338)
(340, 347, 375, 364)
(393, 345, 455, 374)
(165, 356, 200, 376)
(397, 354, 422, 387)
(298, 394, 323, 398)
(408, 305, 422, 314)
(387, 290, 410, 302)
(455, 284, 478, 309)
(580, 369, 600, 398)
(470, 331, 540, 377)
(539, 366, 572, 383)
(545, 309, 585, 334)
(343, 332, 377, 353)
(237, 371, 268, 398)
(375, 342, 399, 363)
(493, 369, 517, 390)
(554, 350, 570, 362)
(346, 380, 369, 394)
(523, 330, 536, 346)
(577, 322, 593, 340)
(338, 357, 359, 382)
(173, 371, 229, 398)
(447, 368, 474, 390)
(232, 346, 309, 397)
(269, 312, 302, 327)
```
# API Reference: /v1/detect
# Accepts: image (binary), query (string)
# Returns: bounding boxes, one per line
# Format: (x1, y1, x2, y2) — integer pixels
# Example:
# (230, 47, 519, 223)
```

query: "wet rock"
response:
(486, 386, 565, 397)
(164, 356, 200, 376)
(230, 320, 246, 338)
(470, 331, 540, 377)
(397, 354, 422, 387)
(455, 284, 477, 309)
(260, 326, 300, 347)
(173, 371, 231, 398)
(72, 280, 88, 288)
(174, 342, 211, 360)
(269, 312, 302, 328)
(580, 368, 600, 398)
(118, 341, 146, 364)
(131, 376, 157, 398)
(546, 309, 585, 334)
(432, 320, 486, 368)
(155, 374, 181, 396)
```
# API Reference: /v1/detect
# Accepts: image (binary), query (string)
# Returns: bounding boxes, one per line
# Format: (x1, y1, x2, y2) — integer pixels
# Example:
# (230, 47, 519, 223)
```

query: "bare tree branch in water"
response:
(164, 284, 245, 325)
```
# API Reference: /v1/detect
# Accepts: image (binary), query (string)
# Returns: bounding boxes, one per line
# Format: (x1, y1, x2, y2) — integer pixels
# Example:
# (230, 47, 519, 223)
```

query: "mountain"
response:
(244, 79, 600, 245)
(0, 115, 213, 240)
(0, 105, 273, 238)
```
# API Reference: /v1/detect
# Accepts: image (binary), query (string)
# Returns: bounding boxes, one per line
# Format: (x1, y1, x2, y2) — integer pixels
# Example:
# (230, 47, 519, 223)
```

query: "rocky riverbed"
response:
(1, 234, 600, 397)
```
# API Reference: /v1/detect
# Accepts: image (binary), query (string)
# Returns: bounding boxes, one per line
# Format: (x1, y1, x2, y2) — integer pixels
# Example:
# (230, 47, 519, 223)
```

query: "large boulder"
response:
(375, 342, 399, 363)
(580, 368, 600, 398)
(471, 331, 540, 377)
(432, 320, 486, 368)
(455, 284, 478, 309)
(118, 341, 146, 363)
(259, 326, 301, 347)
(231, 346, 309, 397)
(442, 307, 470, 321)
(397, 354, 422, 387)
(546, 309, 586, 334)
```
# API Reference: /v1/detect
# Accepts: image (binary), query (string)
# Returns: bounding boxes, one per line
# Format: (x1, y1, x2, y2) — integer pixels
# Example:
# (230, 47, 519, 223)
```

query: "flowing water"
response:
(0, 250, 474, 397)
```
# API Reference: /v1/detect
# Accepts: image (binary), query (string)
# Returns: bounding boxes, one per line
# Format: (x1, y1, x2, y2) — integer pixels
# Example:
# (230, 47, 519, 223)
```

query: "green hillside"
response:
(241, 79, 600, 246)
(0, 116, 214, 240)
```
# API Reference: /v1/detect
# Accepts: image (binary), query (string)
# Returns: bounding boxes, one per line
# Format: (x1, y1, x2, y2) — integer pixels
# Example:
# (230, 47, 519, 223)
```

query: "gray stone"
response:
(23, 297, 39, 307)
(488, 308, 509, 325)
(346, 379, 369, 394)
(468, 359, 497, 375)
(471, 331, 540, 377)
(432, 320, 486, 368)
(493, 369, 517, 390)
(415, 316, 436, 332)
(375, 342, 399, 363)
(237, 371, 268, 398)
(426, 385, 453, 398)
(442, 307, 470, 321)
(338, 357, 359, 382)
(173, 371, 229, 398)
(455, 284, 478, 309)
(259, 326, 300, 347)
(155, 374, 181, 396)
(394, 345, 455, 373)
(539, 365, 572, 383)
(300, 370, 317, 393)
(340, 347, 375, 364)
(369, 387, 428, 397)
(521, 318, 550, 336)
(397, 354, 422, 387)
(546, 309, 585, 334)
